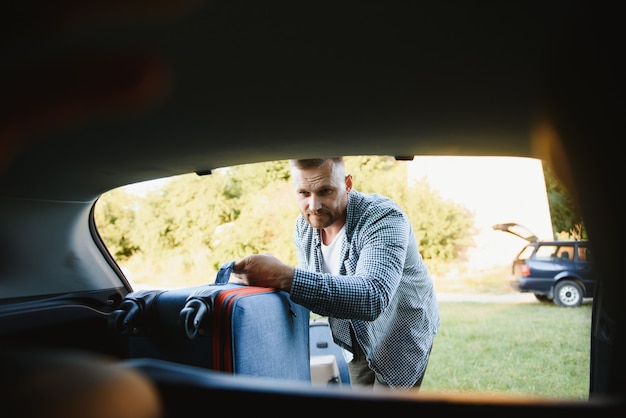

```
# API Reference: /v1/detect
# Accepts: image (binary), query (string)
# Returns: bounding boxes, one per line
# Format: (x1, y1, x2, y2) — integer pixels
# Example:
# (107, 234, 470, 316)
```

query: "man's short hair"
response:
(290, 157, 344, 170)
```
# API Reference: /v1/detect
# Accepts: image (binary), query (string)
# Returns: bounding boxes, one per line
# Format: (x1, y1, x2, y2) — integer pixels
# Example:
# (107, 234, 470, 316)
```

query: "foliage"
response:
(208, 180, 300, 270)
(543, 162, 586, 240)
(403, 179, 477, 269)
(344, 155, 406, 199)
(93, 188, 140, 260)
(95, 157, 489, 286)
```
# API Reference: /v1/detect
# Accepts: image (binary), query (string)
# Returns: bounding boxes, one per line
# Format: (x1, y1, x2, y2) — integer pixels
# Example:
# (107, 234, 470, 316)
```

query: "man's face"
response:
(292, 161, 350, 229)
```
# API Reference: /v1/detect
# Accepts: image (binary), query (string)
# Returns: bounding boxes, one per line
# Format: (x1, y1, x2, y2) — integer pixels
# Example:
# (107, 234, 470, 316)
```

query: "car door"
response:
(574, 243, 595, 293)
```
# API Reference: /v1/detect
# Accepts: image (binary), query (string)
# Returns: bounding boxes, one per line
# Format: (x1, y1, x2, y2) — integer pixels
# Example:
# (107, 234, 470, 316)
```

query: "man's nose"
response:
(309, 195, 322, 211)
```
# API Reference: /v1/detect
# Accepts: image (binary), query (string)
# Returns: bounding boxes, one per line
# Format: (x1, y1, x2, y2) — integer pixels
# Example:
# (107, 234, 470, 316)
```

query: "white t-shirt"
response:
(320, 226, 352, 361)
(321, 226, 345, 275)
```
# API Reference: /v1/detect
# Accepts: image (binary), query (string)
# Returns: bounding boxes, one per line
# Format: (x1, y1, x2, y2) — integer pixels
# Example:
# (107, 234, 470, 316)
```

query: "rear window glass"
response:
(534, 245, 558, 260)
(517, 245, 536, 260)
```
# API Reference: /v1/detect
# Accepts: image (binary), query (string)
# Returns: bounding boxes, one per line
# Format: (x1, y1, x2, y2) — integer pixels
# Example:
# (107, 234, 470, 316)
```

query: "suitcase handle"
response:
(215, 260, 236, 284)
(179, 261, 234, 339)
(180, 298, 209, 339)
(109, 289, 162, 335)
(215, 260, 300, 320)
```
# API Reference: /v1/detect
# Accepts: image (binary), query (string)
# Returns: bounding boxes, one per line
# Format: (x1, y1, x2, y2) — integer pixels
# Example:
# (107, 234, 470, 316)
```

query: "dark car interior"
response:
(1, 1, 624, 416)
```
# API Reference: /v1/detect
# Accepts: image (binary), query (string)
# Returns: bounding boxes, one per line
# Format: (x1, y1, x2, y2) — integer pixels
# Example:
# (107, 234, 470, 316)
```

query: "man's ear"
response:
(345, 174, 353, 192)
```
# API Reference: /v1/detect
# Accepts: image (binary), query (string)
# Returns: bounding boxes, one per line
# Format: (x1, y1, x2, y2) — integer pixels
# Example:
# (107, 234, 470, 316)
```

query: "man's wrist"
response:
(281, 266, 295, 292)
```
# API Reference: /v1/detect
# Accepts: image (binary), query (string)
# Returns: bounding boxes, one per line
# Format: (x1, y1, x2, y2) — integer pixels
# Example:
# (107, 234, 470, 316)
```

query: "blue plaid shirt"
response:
(289, 189, 440, 389)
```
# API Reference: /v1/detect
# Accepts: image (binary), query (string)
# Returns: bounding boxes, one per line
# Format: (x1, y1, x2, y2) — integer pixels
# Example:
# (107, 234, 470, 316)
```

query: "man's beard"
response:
(306, 210, 333, 229)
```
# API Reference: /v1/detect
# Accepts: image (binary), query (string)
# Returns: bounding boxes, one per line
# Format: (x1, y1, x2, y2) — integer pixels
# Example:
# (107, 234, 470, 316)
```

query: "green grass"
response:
(311, 265, 593, 400)
(420, 266, 593, 400)
(419, 300, 592, 400)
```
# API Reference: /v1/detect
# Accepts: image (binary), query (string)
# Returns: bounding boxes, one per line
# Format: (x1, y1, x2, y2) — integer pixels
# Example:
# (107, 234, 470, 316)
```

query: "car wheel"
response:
(553, 280, 583, 307)
(534, 293, 551, 303)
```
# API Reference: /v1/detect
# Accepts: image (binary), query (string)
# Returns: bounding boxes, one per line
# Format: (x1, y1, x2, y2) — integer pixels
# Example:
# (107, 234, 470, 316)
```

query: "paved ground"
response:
(436, 292, 538, 303)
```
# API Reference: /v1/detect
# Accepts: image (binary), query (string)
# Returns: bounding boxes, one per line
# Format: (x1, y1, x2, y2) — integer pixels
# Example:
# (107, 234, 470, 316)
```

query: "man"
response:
(233, 157, 440, 391)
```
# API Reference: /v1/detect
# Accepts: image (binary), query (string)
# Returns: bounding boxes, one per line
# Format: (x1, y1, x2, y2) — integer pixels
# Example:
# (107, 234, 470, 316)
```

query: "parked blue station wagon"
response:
(493, 223, 595, 307)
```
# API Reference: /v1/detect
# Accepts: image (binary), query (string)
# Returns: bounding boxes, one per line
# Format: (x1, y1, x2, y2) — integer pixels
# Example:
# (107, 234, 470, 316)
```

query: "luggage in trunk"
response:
(110, 261, 311, 382)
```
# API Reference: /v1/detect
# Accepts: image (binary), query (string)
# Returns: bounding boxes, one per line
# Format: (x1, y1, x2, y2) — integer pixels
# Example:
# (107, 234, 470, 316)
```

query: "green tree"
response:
(345, 155, 405, 197)
(543, 162, 586, 240)
(403, 179, 477, 274)
(211, 181, 300, 269)
(93, 188, 140, 260)
(228, 159, 291, 192)
(95, 156, 479, 286)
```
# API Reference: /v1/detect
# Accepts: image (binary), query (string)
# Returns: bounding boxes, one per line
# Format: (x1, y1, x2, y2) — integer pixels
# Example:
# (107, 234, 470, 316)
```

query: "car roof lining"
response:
(0, 2, 579, 201)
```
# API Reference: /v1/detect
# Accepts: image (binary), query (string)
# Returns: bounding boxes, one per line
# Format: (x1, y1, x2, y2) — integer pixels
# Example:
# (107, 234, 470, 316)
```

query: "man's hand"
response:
(232, 254, 295, 292)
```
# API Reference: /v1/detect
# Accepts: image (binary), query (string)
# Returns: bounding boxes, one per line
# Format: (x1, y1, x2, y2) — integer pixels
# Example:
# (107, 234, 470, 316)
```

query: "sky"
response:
(407, 156, 552, 270)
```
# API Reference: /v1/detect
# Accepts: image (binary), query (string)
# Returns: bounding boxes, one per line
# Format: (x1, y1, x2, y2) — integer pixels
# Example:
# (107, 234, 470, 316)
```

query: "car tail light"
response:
(521, 265, 531, 276)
